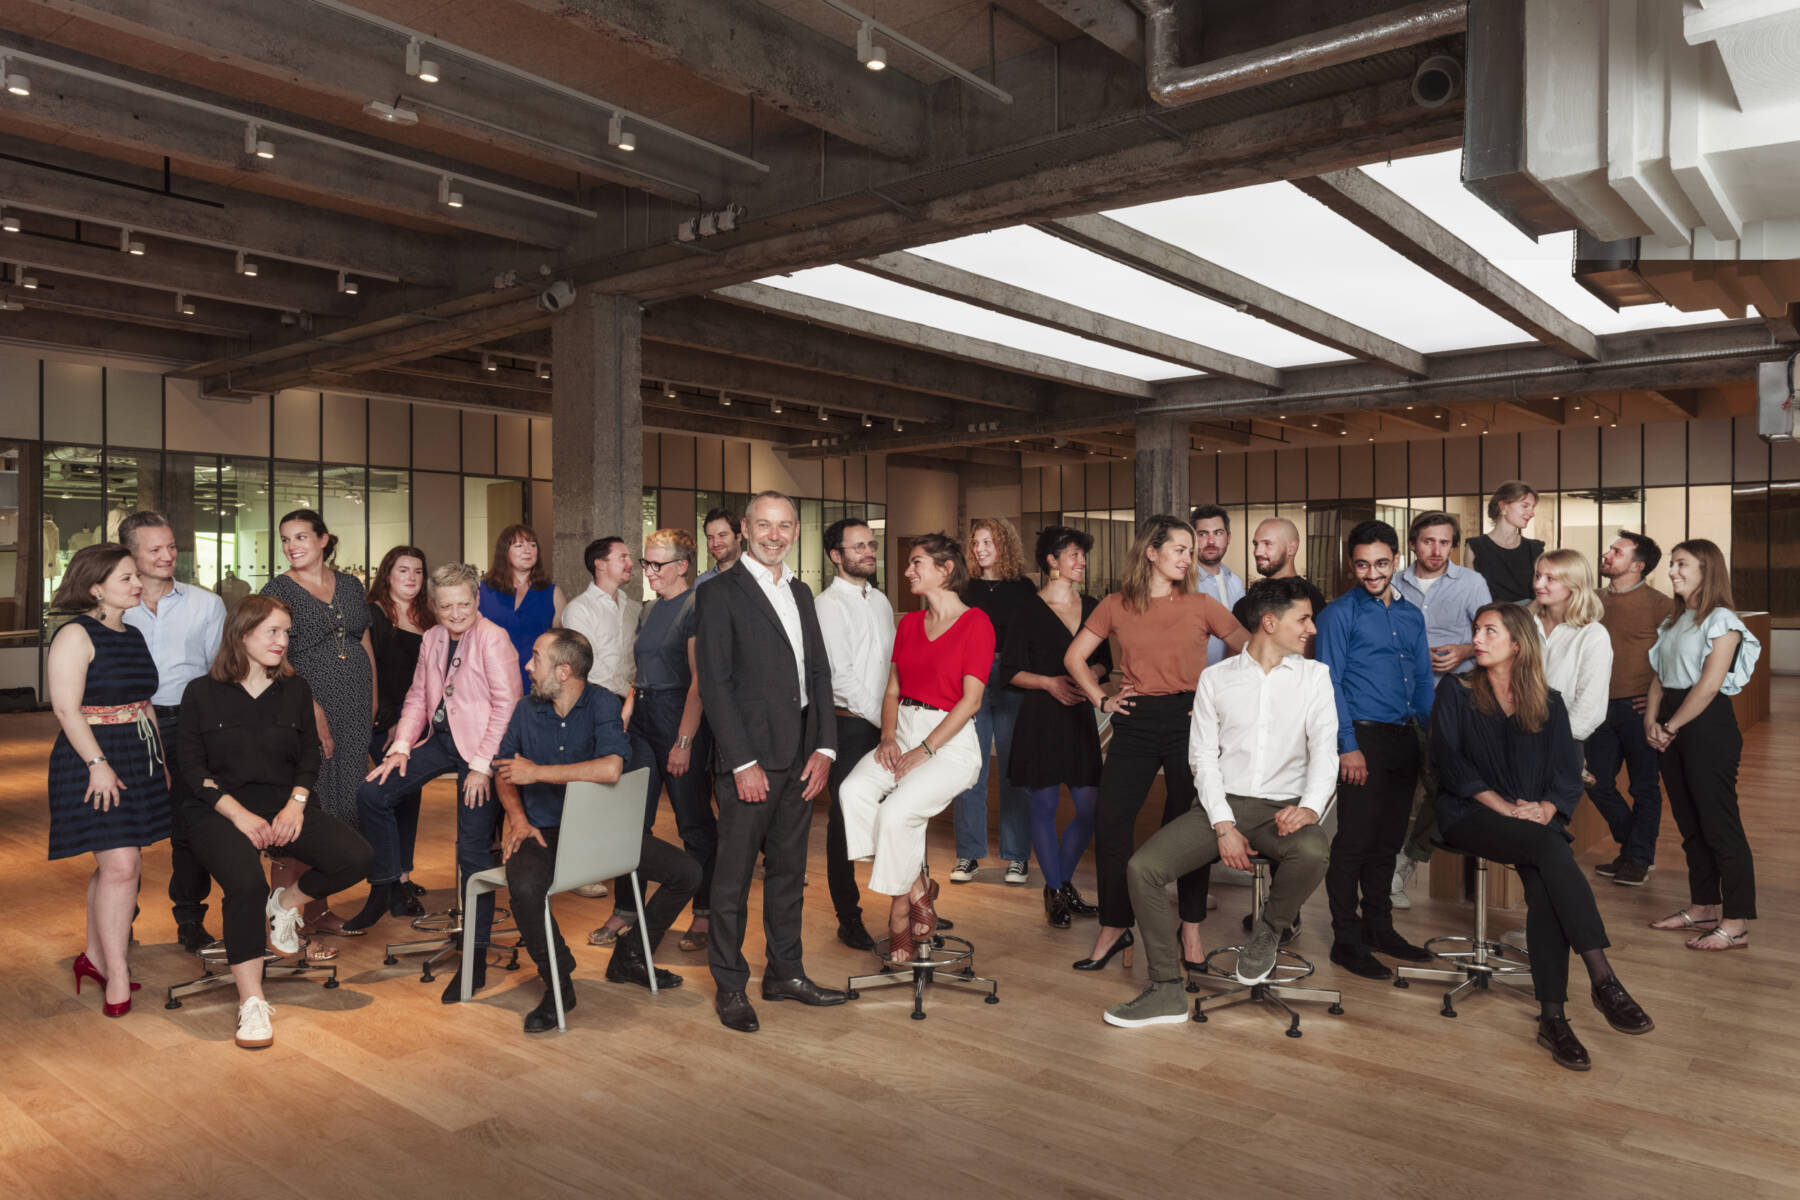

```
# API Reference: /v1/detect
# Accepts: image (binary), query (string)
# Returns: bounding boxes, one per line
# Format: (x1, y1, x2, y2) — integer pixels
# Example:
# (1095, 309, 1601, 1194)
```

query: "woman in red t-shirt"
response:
(838, 533, 994, 965)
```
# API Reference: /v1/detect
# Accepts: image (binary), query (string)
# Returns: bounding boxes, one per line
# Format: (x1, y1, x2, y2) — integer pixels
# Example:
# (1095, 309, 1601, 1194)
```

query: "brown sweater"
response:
(1601, 582, 1680, 698)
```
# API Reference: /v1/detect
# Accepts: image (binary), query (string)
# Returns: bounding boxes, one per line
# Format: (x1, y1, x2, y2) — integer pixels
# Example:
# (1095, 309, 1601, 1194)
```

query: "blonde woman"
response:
(1530, 549, 1613, 745)
(950, 517, 1035, 886)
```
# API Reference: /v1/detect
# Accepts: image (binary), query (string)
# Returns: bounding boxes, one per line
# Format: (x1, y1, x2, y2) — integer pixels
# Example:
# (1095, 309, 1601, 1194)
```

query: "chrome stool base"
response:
(384, 905, 521, 983)
(1395, 853, 1534, 1017)
(846, 933, 998, 1021)
(165, 942, 337, 1009)
(1184, 856, 1342, 1036)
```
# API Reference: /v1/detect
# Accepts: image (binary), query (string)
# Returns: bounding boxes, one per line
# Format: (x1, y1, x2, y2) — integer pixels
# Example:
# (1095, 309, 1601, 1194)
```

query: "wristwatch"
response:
(86, 754, 108, 767)
(289, 791, 309, 807)
(676, 734, 693, 750)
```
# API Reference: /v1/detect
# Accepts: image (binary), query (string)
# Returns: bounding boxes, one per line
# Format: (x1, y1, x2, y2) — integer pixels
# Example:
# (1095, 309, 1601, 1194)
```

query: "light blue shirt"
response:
(696, 565, 720, 585)
(1393, 562, 1491, 678)
(1196, 563, 1246, 666)
(123, 581, 226, 706)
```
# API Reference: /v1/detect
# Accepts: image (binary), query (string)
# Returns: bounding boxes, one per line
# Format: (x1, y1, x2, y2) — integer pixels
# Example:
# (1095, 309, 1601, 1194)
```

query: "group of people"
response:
(44, 477, 1763, 1070)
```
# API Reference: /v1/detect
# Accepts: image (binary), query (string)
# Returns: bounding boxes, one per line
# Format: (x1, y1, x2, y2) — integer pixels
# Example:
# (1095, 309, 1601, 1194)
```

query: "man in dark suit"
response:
(696, 489, 848, 1032)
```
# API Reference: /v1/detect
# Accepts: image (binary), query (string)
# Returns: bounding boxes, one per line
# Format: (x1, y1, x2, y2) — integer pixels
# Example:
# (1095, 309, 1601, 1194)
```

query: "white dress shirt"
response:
(560, 581, 641, 697)
(123, 581, 225, 707)
(1189, 648, 1338, 828)
(732, 555, 833, 772)
(1535, 615, 1613, 743)
(814, 574, 897, 726)
(1196, 563, 1246, 667)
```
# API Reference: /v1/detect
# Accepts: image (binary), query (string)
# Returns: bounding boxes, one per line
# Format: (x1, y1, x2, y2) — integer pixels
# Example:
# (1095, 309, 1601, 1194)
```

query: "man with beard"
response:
(696, 507, 740, 585)
(1232, 518, 1327, 650)
(1190, 505, 1245, 667)
(696, 490, 846, 1032)
(1315, 521, 1436, 980)
(813, 518, 895, 951)
(493, 628, 699, 1034)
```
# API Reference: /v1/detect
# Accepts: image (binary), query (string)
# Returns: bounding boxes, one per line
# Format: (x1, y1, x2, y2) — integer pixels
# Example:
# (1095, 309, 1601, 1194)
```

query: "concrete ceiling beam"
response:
(1499, 397, 1567, 426)
(638, 344, 956, 424)
(849, 250, 1282, 387)
(1030, 0, 1145, 64)
(0, 304, 215, 361)
(1043, 213, 1430, 377)
(514, 0, 927, 160)
(4, 232, 353, 316)
(1637, 388, 1702, 419)
(711, 281, 1155, 397)
(786, 406, 1136, 459)
(0, 269, 280, 341)
(1291, 169, 1602, 362)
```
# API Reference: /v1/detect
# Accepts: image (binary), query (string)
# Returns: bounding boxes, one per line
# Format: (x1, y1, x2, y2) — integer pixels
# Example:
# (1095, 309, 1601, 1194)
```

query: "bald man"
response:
(1232, 519, 1328, 653)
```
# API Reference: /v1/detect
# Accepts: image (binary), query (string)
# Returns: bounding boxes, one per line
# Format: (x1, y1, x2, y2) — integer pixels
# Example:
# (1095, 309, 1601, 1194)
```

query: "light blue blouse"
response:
(1649, 607, 1761, 694)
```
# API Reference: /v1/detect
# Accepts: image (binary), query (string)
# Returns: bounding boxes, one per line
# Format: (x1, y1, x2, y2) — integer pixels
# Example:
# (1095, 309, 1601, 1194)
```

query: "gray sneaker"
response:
(1102, 980, 1189, 1028)
(1236, 922, 1281, 985)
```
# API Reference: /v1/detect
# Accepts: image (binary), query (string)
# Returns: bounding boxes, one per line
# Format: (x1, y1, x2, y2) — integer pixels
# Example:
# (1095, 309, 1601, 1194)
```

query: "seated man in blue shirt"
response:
(494, 628, 700, 1034)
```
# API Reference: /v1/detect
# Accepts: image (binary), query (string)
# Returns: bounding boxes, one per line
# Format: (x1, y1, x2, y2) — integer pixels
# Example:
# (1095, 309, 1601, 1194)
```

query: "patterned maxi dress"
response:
(263, 573, 373, 828)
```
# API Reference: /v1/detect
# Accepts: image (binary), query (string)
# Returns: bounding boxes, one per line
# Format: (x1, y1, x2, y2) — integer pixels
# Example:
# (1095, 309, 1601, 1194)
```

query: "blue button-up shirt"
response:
(495, 684, 633, 828)
(123, 581, 226, 707)
(1315, 585, 1435, 754)
(1392, 563, 1491, 679)
(1196, 563, 1246, 667)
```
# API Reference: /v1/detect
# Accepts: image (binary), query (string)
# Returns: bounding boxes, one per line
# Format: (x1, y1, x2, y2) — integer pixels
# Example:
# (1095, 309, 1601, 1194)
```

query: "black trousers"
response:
(507, 826, 700, 983)
(185, 785, 373, 965)
(158, 709, 214, 925)
(1093, 693, 1210, 929)
(709, 760, 812, 991)
(825, 714, 881, 924)
(1658, 690, 1755, 920)
(1441, 809, 1610, 1003)
(1326, 720, 1418, 949)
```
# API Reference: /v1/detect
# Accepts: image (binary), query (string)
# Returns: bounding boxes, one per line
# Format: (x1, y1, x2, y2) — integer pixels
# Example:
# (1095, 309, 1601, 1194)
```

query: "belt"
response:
(833, 707, 857, 720)
(1352, 718, 1417, 732)
(899, 697, 945, 713)
(154, 704, 181, 720)
(634, 685, 685, 695)
(81, 701, 165, 778)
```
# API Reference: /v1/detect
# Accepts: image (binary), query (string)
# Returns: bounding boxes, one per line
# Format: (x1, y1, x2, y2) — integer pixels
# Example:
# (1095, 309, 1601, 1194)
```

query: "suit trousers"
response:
(825, 714, 882, 922)
(158, 708, 214, 925)
(1582, 696, 1663, 867)
(1658, 690, 1755, 919)
(1093, 692, 1211, 929)
(1127, 796, 1329, 983)
(709, 759, 814, 991)
(1326, 720, 1418, 949)
(1440, 809, 1609, 1003)
(839, 705, 981, 896)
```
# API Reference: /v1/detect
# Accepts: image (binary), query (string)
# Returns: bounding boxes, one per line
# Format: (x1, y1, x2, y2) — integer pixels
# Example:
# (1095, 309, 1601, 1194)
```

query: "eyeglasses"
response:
(641, 559, 681, 573)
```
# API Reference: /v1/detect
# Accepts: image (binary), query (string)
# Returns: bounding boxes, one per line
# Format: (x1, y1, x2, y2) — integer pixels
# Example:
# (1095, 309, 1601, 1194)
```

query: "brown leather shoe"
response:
(1591, 976, 1654, 1035)
(1536, 1015, 1592, 1071)
(760, 975, 848, 1006)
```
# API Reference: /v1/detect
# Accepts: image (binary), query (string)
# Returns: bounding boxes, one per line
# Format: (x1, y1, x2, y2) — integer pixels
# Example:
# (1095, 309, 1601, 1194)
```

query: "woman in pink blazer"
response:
(343, 562, 522, 1001)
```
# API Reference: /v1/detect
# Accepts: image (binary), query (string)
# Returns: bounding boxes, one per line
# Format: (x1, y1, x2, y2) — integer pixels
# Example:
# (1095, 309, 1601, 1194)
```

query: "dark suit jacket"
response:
(695, 559, 837, 775)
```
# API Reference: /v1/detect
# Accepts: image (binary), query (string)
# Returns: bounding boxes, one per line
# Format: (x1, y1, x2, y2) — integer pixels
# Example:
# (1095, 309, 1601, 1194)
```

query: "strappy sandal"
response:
(909, 879, 940, 941)
(588, 922, 631, 947)
(1649, 908, 1719, 932)
(1687, 927, 1748, 951)
(886, 919, 916, 967)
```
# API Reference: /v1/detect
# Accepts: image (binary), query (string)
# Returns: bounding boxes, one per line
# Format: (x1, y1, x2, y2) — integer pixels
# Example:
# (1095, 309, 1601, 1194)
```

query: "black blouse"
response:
(177, 674, 322, 808)
(1467, 534, 1545, 605)
(368, 605, 424, 731)
(1000, 592, 1111, 686)
(965, 578, 1037, 665)
(1429, 674, 1582, 839)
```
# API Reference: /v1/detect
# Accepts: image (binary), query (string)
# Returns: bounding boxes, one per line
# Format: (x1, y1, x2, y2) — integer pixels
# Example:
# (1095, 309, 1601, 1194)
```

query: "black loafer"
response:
(1537, 1015, 1592, 1070)
(1591, 976, 1654, 1035)
(1367, 929, 1434, 962)
(716, 989, 759, 1032)
(761, 975, 848, 1006)
(605, 944, 682, 990)
(176, 921, 216, 953)
(1329, 944, 1393, 980)
(836, 917, 875, 951)
(523, 979, 575, 1034)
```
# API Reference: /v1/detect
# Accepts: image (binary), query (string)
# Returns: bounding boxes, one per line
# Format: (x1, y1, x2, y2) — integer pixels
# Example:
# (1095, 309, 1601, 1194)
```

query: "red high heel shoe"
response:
(73, 952, 140, 995)
(103, 996, 132, 1018)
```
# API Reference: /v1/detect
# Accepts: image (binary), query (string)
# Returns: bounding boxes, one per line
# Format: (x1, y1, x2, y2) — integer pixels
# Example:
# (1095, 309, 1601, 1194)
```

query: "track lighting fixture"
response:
(438, 175, 464, 208)
(719, 392, 732, 407)
(663, 381, 677, 399)
(770, 399, 782, 414)
(362, 99, 419, 125)
(0, 58, 28, 97)
(894, 419, 904, 432)
(176, 293, 195, 316)
(120, 229, 144, 255)
(856, 21, 887, 70)
(607, 113, 636, 152)
(861, 414, 872, 428)
(482, 354, 497, 373)
(536, 362, 550, 381)
(818, 407, 829, 422)
(405, 38, 439, 84)
(235, 249, 259, 277)
(0, 215, 17, 233)
(244, 122, 274, 159)
(336, 270, 358, 295)
(0, 298, 21, 311)
(18, 271, 36, 289)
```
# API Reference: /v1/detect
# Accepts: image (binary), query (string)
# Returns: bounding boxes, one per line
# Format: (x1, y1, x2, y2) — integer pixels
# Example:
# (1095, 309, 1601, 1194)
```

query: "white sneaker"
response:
(266, 888, 302, 955)
(235, 996, 274, 1049)
(572, 882, 610, 899)
(949, 858, 979, 883)
(1003, 860, 1029, 885)
(1390, 854, 1418, 910)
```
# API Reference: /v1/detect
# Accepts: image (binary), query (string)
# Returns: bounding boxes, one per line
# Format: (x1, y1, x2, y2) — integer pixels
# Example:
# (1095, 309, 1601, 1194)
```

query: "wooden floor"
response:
(3, 684, 1798, 1200)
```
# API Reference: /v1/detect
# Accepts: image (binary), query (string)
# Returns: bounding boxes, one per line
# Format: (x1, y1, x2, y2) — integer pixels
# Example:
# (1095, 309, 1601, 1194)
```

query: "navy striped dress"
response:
(47, 615, 172, 859)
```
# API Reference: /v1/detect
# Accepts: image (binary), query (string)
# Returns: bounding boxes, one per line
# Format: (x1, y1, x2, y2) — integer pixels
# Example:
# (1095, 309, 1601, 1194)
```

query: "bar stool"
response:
(845, 868, 995, 1020)
(1186, 853, 1342, 1038)
(165, 853, 338, 1010)
(1393, 844, 1533, 1017)
(383, 871, 520, 983)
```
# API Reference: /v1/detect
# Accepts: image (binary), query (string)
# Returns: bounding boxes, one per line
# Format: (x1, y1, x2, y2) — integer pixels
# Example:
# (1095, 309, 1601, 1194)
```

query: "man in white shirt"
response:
(695, 507, 740, 585)
(813, 518, 895, 951)
(119, 511, 226, 951)
(558, 537, 641, 700)
(1104, 577, 1336, 1027)
(1191, 505, 1246, 666)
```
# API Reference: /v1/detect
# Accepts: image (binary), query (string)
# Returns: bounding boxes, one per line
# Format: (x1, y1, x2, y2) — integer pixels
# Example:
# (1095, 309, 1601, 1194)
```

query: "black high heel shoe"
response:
(1044, 886, 1071, 930)
(1072, 929, 1133, 971)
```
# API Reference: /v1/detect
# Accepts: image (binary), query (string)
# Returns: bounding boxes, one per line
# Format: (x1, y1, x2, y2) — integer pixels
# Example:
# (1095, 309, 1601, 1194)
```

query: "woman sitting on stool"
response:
(178, 595, 372, 1049)
(1431, 603, 1653, 1071)
(838, 534, 993, 965)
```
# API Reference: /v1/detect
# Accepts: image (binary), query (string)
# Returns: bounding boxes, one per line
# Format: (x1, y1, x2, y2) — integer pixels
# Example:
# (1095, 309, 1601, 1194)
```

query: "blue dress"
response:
(47, 615, 172, 859)
(478, 582, 556, 688)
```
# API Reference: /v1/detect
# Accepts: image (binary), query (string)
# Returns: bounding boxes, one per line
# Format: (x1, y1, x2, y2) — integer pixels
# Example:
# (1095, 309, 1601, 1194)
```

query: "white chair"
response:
(458, 769, 659, 1032)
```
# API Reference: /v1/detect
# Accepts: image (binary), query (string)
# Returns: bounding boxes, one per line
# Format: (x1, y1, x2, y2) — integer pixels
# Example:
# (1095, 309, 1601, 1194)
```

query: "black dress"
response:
(1467, 534, 1544, 605)
(965, 577, 1036, 689)
(368, 604, 424, 757)
(46, 615, 172, 859)
(1001, 593, 1112, 788)
(262, 573, 372, 827)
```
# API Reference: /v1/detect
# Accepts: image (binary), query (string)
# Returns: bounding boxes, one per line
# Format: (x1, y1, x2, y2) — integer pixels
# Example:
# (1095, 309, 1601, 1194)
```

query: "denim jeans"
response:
(369, 726, 421, 876)
(626, 686, 716, 913)
(1582, 696, 1662, 866)
(952, 662, 1032, 863)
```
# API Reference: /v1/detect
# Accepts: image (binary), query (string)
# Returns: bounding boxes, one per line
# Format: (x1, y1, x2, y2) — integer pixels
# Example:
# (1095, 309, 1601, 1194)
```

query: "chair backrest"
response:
(548, 769, 651, 896)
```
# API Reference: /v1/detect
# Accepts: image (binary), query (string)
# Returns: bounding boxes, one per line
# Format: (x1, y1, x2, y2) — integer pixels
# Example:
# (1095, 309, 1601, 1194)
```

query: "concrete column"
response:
(1133, 413, 1190, 527)
(551, 287, 643, 595)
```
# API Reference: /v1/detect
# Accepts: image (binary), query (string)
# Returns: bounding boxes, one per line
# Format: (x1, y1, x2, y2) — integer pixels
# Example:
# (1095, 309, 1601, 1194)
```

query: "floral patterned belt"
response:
(80, 701, 164, 777)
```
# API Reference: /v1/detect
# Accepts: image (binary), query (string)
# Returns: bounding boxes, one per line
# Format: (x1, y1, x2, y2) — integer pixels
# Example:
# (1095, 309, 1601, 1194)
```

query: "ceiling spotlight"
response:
(1, 215, 17, 233)
(608, 113, 635, 152)
(894, 419, 904, 432)
(176, 293, 195, 317)
(118, 225, 146, 256)
(405, 38, 440, 84)
(3, 66, 29, 98)
(1572, 401, 1582, 411)
(336, 270, 358, 295)
(1459, 418, 1468, 427)
(482, 354, 497, 373)
(770, 399, 782, 414)
(235, 249, 259, 277)
(18, 272, 36, 290)
(0, 298, 21, 311)
(438, 175, 464, 208)
(861, 413, 872, 428)
(856, 21, 887, 70)
(363, 99, 419, 125)
(243, 122, 274, 159)
(719, 392, 732, 407)
(536, 362, 550, 381)
(662, 381, 676, 399)
(818, 407, 829, 422)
